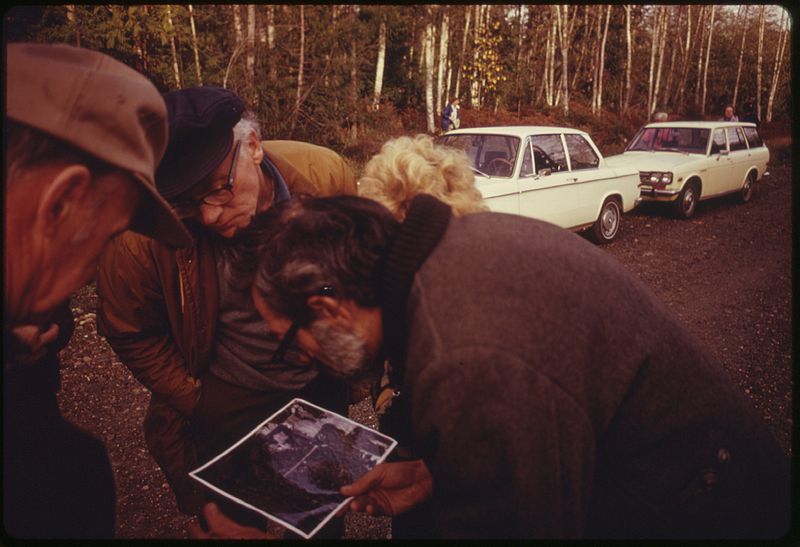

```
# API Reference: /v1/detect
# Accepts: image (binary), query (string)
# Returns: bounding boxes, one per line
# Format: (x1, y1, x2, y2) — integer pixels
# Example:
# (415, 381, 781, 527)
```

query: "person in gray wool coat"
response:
(190, 192, 790, 540)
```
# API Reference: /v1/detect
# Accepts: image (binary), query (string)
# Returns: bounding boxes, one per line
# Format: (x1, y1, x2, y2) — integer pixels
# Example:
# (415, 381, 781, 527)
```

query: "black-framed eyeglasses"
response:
(171, 140, 241, 217)
(269, 285, 336, 364)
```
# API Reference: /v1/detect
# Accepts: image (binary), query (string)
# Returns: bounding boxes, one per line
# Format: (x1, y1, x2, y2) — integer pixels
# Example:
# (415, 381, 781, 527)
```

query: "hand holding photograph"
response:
(189, 398, 397, 539)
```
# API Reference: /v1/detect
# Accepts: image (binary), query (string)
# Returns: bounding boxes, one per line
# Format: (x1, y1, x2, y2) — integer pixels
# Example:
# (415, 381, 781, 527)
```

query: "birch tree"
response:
(623, 5, 632, 113)
(766, 10, 788, 122)
(591, 5, 611, 114)
(224, 5, 244, 88)
(246, 5, 256, 102)
(165, 5, 182, 89)
(290, 5, 304, 136)
(732, 5, 748, 108)
(436, 10, 450, 113)
(454, 6, 471, 100)
(693, 5, 708, 109)
(188, 5, 202, 85)
(553, 5, 573, 116)
(677, 5, 692, 111)
(700, 4, 715, 116)
(266, 5, 276, 83)
(424, 16, 436, 132)
(372, 14, 387, 111)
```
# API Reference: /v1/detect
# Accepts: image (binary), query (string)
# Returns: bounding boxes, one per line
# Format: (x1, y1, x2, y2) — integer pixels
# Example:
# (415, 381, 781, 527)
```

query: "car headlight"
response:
(644, 171, 673, 186)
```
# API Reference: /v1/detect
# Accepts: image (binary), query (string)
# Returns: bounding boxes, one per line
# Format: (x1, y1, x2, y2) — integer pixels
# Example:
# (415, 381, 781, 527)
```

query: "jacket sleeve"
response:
(96, 233, 201, 416)
(409, 345, 595, 539)
(262, 140, 357, 196)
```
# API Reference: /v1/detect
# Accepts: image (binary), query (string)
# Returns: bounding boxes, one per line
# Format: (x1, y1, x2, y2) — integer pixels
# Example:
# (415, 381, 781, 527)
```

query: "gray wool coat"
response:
(389, 204, 789, 539)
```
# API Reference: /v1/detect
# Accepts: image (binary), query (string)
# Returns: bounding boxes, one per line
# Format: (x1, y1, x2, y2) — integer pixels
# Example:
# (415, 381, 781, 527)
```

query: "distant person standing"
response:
(441, 97, 460, 132)
(741, 102, 759, 127)
(720, 104, 739, 122)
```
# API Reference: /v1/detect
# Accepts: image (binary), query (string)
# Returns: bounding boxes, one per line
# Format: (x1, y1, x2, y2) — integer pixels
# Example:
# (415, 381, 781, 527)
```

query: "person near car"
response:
(441, 97, 461, 132)
(741, 102, 759, 127)
(359, 134, 487, 220)
(95, 87, 357, 530)
(720, 104, 739, 122)
(199, 181, 786, 538)
(5, 42, 191, 538)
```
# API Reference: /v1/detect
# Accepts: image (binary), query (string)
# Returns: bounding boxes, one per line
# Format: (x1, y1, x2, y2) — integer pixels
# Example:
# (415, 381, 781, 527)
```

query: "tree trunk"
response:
(553, 5, 571, 116)
(700, 5, 715, 116)
(188, 5, 203, 86)
(766, 11, 788, 122)
(623, 5, 632, 113)
(425, 18, 436, 132)
(652, 6, 668, 113)
(756, 5, 766, 121)
(470, 5, 484, 108)
(693, 5, 707, 109)
(290, 5, 304, 136)
(436, 10, 449, 113)
(266, 5, 276, 83)
(647, 6, 659, 115)
(595, 5, 611, 113)
(350, 16, 359, 141)
(454, 5, 471, 100)
(165, 5, 182, 89)
(677, 5, 692, 111)
(732, 5, 749, 108)
(372, 16, 387, 111)
(246, 5, 256, 98)
(545, 14, 557, 107)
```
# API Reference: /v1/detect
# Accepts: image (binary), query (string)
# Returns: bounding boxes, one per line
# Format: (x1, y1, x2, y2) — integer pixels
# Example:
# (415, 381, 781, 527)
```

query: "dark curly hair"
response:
(229, 195, 399, 326)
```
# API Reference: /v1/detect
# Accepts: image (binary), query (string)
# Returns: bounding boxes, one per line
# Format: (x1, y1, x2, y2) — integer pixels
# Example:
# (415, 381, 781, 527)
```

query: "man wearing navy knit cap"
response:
(95, 87, 356, 533)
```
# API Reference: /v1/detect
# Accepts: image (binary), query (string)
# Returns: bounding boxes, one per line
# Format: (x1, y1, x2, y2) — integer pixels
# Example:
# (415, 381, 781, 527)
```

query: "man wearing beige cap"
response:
(4, 42, 189, 538)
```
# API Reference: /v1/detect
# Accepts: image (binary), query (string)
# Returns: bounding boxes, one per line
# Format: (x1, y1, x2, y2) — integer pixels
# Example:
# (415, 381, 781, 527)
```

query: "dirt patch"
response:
(57, 160, 792, 538)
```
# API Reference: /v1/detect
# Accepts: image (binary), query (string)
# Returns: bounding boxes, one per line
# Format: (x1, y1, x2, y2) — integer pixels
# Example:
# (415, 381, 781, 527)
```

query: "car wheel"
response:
(674, 180, 699, 219)
(590, 197, 621, 244)
(739, 171, 756, 203)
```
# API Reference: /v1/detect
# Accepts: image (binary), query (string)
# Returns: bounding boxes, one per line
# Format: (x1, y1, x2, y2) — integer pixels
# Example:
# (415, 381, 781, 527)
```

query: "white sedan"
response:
(605, 121, 769, 219)
(440, 126, 641, 243)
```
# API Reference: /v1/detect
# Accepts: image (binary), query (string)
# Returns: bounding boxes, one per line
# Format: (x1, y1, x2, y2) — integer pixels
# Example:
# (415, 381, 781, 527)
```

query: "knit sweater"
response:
(379, 195, 789, 539)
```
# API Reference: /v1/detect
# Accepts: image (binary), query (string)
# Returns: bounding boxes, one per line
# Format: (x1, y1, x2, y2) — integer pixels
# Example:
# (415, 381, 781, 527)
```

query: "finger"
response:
(37, 323, 60, 347)
(340, 465, 384, 496)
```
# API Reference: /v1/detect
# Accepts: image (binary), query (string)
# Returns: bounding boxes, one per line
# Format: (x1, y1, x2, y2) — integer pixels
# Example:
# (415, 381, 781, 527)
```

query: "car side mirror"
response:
(537, 168, 552, 176)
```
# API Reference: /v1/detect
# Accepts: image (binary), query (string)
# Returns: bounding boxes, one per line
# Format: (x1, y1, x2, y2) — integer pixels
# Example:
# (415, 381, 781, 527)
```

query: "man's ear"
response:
(307, 295, 352, 322)
(247, 130, 264, 163)
(36, 165, 92, 238)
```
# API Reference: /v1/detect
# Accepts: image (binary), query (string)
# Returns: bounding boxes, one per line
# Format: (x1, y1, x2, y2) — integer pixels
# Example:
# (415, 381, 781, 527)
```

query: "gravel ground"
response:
(56, 159, 792, 539)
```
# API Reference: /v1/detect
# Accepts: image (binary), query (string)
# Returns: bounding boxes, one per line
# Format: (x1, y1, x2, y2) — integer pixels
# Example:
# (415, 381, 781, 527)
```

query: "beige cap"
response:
(6, 42, 190, 248)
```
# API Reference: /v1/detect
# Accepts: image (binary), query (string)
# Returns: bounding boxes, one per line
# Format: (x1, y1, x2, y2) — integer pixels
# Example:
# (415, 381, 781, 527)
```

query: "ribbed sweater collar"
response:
(380, 194, 452, 384)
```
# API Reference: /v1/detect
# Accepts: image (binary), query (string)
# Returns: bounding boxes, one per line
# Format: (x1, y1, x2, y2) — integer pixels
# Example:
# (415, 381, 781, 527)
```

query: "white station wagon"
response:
(605, 121, 769, 219)
(440, 126, 640, 243)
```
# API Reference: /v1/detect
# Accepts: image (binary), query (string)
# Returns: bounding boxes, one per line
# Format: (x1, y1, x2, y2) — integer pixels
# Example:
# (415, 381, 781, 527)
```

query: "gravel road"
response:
(56, 160, 792, 539)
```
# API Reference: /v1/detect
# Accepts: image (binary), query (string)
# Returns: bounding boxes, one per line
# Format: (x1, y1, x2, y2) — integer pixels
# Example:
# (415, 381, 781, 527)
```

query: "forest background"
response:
(5, 4, 793, 165)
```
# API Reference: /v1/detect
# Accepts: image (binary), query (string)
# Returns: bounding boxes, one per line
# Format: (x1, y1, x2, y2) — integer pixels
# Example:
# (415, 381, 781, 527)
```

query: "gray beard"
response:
(309, 320, 372, 379)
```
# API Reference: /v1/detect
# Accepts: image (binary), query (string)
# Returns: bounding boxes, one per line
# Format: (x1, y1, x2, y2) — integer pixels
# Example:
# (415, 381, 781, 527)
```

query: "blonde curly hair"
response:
(358, 134, 488, 220)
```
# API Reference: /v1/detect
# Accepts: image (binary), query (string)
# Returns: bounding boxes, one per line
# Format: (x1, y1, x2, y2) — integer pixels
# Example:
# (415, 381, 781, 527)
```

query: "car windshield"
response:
(439, 134, 520, 178)
(626, 127, 710, 154)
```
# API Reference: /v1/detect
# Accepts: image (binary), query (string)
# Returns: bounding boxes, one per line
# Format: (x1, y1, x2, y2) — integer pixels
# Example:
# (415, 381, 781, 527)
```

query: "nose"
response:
(199, 203, 224, 226)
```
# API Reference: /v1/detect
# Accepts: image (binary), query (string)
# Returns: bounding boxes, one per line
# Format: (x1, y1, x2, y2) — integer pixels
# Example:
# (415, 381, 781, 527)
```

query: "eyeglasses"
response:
(171, 140, 241, 217)
(269, 286, 336, 364)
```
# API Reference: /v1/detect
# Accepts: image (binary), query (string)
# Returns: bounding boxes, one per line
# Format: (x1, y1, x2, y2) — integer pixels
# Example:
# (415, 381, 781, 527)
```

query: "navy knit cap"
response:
(156, 87, 245, 199)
